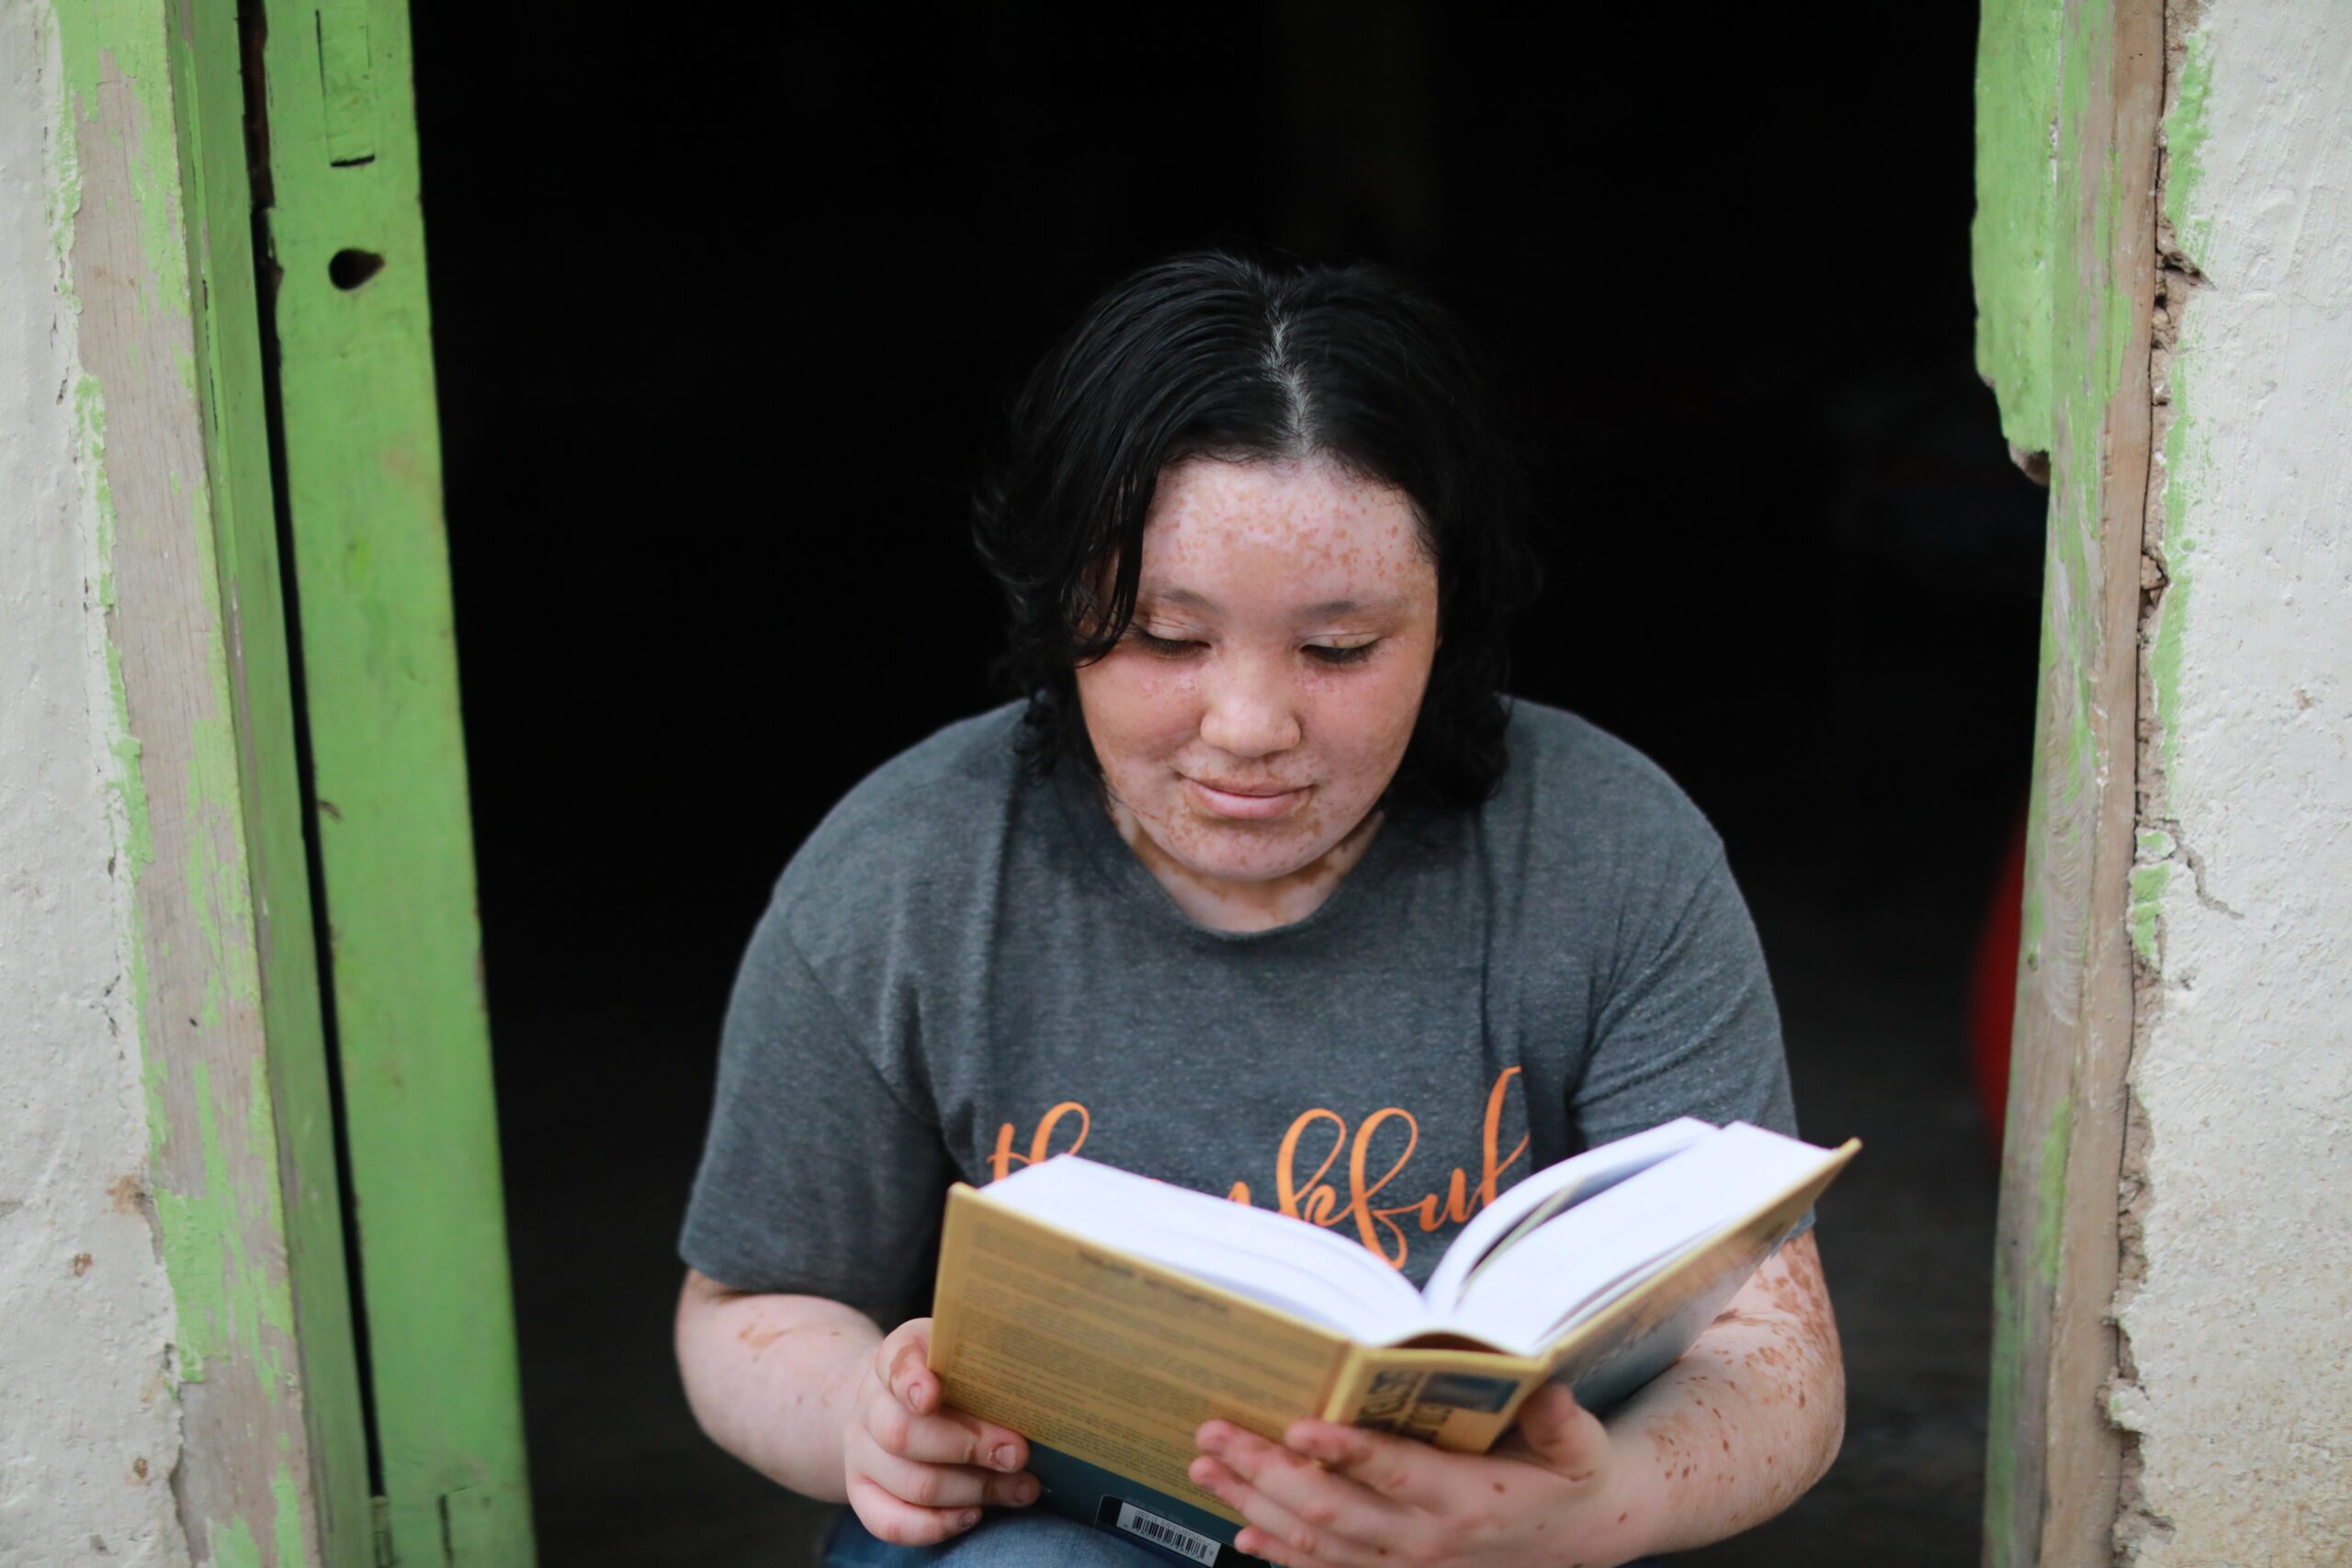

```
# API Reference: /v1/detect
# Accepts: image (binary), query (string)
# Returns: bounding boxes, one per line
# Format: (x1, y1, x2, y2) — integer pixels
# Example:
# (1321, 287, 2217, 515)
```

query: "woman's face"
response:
(1075, 456, 1441, 898)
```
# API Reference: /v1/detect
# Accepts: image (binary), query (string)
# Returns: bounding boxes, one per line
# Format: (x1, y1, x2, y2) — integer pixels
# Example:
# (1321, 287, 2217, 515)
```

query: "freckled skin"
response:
(1075, 457, 1439, 932)
(1612, 1233, 1845, 1550)
(737, 1322, 794, 1354)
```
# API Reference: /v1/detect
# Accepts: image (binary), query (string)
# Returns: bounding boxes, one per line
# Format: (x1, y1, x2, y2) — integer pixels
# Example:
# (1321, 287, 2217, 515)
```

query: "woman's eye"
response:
(1305, 642, 1378, 666)
(1134, 629, 1202, 657)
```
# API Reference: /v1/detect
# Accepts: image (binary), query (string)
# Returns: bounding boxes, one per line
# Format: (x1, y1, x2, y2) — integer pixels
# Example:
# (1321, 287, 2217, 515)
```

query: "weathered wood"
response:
(51, 3, 370, 1562)
(250, 0, 537, 1560)
(165, 4, 379, 1562)
(1973, 0, 2163, 1564)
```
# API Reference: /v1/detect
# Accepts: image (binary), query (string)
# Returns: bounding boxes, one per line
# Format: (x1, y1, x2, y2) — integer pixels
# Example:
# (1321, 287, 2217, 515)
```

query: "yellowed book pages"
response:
(930, 1186, 1355, 1523)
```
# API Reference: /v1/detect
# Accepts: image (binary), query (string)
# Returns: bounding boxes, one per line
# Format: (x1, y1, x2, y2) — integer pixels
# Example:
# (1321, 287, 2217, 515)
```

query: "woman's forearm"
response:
(673, 1271, 880, 1503)
(1611, 1232, 1846, 1555)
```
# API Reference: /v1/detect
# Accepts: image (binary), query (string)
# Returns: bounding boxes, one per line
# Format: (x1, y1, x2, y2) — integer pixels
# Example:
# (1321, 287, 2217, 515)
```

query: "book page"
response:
(1540, 1141, 1859, 1413)
(1449, 1125, 1844, 1353)
(987, 1156, 1425, 1339)
(929, 1187, 1351, 1524)
(1418, 1117, 1713, 1315)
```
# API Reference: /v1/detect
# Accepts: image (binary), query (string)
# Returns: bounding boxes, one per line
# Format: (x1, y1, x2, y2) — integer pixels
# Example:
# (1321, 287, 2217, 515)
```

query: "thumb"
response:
(1514, 1384, 1609, 1481)
(878, 1319, 939, 1415)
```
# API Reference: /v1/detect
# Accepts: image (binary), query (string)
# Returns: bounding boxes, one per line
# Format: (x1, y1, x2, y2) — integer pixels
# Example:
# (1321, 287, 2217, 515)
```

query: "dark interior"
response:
(411, 6, 2039, 1561)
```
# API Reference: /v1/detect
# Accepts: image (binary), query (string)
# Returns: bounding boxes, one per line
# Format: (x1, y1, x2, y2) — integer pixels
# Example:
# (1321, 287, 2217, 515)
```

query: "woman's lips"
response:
(1183, 776, 1308, 820)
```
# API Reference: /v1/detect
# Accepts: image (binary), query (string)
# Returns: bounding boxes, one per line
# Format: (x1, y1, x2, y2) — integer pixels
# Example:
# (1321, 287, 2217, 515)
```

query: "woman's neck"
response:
(1105, 797, 1385, 933)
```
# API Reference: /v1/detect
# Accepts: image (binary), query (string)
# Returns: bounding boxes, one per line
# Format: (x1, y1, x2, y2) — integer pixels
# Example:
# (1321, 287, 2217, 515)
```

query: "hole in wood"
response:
(329, 249, 386, 290)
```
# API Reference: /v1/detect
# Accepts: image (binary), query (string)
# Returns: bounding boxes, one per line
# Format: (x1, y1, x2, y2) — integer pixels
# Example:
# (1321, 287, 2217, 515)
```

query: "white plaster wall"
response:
(0, 4, 192, 1562)
(2118, 2, 2352, 1563)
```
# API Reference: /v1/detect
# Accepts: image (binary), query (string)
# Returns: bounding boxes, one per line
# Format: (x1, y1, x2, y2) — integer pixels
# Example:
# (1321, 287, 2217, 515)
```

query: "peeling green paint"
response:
(2131, 829, 2175, 965)
(274, 1460, 306, 1564)
(1973, 0, 2064, 454)
(1973, 0, 2153, 1560)
(40, 14, 79, 271)
(147, 1060, 291, 1393)
(212, 1517, 263, 1568)
(60, 5, 255, 1390)
(2164, 29, 2215, 269)
(74, 371, 156, 880)
(1991, 0, 2143, 1029)
(246, 1081, 290, 1253)
(51, 4, 374, 1562)
(55, 9, 169, 1249)
(2148, 31, 2213, 798)
(2129, 862, 2170, 964)
(53, 22, 189, 330)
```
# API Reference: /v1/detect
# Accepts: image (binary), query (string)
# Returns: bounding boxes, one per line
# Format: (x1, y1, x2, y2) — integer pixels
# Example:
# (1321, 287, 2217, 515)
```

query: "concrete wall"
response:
(2115, 1, 2352, 1562)
(0, 5, 192, 1562)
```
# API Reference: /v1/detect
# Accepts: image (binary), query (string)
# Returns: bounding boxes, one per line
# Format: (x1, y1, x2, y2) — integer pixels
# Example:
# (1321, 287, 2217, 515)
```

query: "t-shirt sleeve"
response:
(677, 890, 951, 1322)
(1574, 846, 1801, 1152)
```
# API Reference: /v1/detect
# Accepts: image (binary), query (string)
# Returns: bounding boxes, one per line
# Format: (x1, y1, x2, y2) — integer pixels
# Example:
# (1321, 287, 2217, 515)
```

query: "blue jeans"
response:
(823, 1508, 1170, 1565)
(823, 1509, 1665, 1566)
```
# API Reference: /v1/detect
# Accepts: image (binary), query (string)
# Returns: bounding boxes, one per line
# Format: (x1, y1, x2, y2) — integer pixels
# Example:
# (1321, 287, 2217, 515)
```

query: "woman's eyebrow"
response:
(1139, 588, 1408, 619)
(1297, 594, 1406, 620)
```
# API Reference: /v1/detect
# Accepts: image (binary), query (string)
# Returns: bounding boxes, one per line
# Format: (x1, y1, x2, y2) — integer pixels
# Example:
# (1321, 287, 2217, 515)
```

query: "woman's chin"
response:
(1160, 833, 1336, 889)
(1119, 790, 1367, 890)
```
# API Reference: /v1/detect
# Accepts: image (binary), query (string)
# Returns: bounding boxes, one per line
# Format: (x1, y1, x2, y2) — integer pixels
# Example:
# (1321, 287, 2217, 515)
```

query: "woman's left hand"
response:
(1189, 1386, 1658, 1568)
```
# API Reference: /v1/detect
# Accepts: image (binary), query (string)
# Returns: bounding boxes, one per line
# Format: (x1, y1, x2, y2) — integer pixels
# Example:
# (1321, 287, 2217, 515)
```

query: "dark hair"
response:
(970, 249, 1544, 812)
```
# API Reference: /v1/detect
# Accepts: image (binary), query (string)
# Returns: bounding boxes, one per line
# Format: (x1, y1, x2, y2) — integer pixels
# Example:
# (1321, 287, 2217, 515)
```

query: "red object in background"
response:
(1969, 808, 2030, 1146)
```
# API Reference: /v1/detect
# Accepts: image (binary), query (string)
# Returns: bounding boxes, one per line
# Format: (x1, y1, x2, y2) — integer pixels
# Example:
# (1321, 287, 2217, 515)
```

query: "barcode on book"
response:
(1113, 1500, 1220, 1563)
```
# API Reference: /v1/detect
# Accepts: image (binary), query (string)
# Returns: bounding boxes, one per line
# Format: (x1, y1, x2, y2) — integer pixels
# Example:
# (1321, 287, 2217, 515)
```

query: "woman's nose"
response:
(1196, 656, 1302, 758)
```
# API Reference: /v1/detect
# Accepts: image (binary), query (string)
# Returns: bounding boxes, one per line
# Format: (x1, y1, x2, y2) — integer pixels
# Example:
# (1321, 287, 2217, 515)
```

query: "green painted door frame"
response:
(1973, 0, 2161, 1565)
(247, 0, 537, 1562)
(51, 0, 371, 1558)
(56, 1, 535, 1562)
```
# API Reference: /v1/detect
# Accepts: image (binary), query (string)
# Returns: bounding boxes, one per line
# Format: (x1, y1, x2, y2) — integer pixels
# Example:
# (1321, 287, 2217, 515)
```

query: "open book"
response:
(928, 1121, 1857, 1566)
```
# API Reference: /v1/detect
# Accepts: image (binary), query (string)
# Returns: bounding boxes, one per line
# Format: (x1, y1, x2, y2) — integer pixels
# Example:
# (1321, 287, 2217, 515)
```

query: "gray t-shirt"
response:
(680, 699, 1797, 1322)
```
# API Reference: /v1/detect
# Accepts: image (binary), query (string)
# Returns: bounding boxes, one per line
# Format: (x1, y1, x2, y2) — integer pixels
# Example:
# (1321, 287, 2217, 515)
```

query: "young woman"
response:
(674, 252, 1843, 1568)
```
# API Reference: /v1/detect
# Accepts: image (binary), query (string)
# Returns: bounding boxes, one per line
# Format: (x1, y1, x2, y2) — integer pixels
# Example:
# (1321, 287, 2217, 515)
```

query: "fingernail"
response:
(958, 1509, 982, 1529)
(1197, 1427, 1225, 1454)
(1013, 1477, 1040, 1505)
(989, 1443, 1017, 1472)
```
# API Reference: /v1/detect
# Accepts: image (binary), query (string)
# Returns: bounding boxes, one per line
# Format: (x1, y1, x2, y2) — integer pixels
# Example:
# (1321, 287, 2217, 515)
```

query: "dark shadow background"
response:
(411, 4, 2041, 1562)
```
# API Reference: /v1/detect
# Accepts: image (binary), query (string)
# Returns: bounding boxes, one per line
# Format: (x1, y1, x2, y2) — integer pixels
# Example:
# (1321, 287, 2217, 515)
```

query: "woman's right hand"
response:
(842, 1316, 1042, 1545)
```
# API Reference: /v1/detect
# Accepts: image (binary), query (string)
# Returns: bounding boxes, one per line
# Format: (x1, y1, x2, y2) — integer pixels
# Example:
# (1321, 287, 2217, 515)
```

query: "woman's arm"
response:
(673, 1271, 1040, 1540)
(1606, 1230, 1844, 1551)
(1187, 1232, 1843, 1568)
(673, 1271, 878, 1500)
